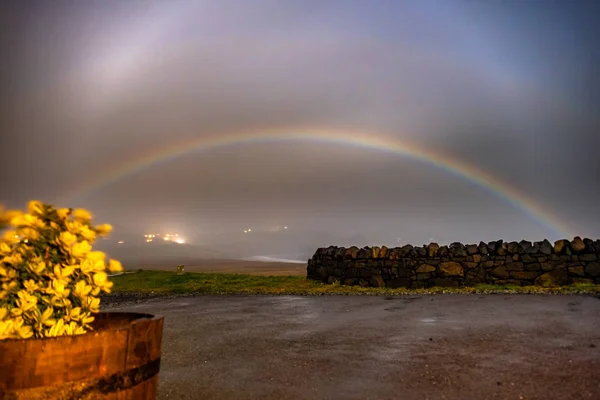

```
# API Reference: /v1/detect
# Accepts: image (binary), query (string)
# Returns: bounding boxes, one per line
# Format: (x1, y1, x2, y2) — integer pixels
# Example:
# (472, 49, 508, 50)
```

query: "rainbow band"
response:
(63, 129, 574, 238)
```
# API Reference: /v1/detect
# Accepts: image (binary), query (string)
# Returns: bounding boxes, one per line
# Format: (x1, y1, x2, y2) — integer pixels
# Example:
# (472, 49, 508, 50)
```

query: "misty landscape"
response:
(1, 1, 600, 399)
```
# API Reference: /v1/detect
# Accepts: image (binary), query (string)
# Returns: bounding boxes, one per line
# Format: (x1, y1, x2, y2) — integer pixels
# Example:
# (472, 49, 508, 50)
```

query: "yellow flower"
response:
(95, 224, 113, 236)
(80, 259, 105, 274)
(51, 278, 71, 298)
(53, 264, 75, 280)
(2, 230, 19, 244)
(59, 231, 78, 247)
(80, 312, 95, 325)
(73, 208, 93, 223)
(0, 308, 7, 320)
(39, 307, 56, 327)
(2, 253, 22, 267)
(84, 296, 101, 313)
(12, 213, 44, 229)
(11, 290, 38, 317)
(86, 251, 105, 263)
(28, 260, 46, 275)
(0, 242, 11, 255)
(23, 279, 40, 292)
(6, 210, 23, 225)
(18, 227, 40, 241)
(56, 208, 71, 220)
(93, 272, 107, 286)
(108, 259, 123, 273)
(2, 281, 18, 292)
(27, 200, 45, 216)
(66, 220, 83, 235)
(74, 280, 92, 298)
(79, 225, 97, 241)
(0, 319, 15, 340)
(72, 241, 92, 258)
(46, 318, 64, 337)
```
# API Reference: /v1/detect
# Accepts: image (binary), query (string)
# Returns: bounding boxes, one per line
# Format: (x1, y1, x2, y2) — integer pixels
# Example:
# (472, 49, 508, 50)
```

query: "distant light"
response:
(175, 238, 184, 244)
(244, 230, 248, 233)
(284, 226, 288, 229)
(248, 229, 252, 232)
(175, 234, 178, 237)
(118, 240, 125, 244)
(163, 237, 169, 241)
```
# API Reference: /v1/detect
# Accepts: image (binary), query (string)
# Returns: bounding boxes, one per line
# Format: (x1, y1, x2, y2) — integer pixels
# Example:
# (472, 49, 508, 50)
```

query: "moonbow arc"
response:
(61, 129, 574, 239)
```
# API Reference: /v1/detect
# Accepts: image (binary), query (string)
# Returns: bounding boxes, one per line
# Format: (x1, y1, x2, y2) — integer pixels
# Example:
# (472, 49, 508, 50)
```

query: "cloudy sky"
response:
(1, 0, 599, 255)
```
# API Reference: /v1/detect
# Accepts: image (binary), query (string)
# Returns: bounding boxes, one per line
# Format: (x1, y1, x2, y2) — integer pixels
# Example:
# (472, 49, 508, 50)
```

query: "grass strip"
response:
(109, 270, 600, 296)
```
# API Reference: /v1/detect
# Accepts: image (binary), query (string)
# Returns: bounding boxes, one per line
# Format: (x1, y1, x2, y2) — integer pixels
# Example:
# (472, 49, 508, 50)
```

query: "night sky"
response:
(1, 1, 599, 259)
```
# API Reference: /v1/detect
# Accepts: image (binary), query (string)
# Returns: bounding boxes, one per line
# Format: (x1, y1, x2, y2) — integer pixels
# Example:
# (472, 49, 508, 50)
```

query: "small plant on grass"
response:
(176, 264, 185, 274)
(0, 201, 123, 340)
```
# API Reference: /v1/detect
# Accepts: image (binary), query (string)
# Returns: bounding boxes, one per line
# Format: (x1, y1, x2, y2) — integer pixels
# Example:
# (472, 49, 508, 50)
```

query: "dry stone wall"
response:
(306, 237, 600, 288)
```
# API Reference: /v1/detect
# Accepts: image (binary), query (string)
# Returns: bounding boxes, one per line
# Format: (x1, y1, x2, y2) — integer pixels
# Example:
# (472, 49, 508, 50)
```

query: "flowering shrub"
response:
(0, 201, 123, 340)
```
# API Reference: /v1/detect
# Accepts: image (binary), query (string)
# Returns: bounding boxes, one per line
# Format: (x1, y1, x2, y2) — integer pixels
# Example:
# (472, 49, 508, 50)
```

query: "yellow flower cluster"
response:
(0, 201, 123, 340)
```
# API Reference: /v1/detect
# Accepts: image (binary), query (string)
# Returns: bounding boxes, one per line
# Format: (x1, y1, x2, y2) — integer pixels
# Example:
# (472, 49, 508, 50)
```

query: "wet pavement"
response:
(104, 295, 600, 400)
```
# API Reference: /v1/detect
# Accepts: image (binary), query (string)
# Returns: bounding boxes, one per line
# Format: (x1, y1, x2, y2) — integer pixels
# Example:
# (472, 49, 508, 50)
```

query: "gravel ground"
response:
(102, 294, 600, 400)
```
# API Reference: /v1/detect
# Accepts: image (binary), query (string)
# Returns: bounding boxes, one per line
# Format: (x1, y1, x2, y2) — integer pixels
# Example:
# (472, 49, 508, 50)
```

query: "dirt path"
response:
(104, 294, 600, 400)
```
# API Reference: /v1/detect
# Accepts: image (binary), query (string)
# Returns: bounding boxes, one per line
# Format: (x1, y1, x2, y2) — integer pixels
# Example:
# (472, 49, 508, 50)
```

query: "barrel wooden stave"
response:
(0, 312, 163, 400)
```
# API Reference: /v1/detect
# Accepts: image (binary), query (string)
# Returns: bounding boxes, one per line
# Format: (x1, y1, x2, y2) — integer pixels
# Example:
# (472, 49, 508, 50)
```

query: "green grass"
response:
(108, 270, 600, 296)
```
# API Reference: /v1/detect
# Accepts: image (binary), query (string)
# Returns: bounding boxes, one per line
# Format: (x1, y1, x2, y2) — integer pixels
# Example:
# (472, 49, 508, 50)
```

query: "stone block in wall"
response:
(491, 266, 509, 279)
(568, 266, 585, 277)
(535, 270, 568, 287)
(415, 272, 433, 280)
(449, 242, 467, 257)
(519, 240, 532, 253)
(507, 242, 520, 254)
(554, 239, 569, 254)
(521, 254, 536, 263)
(370, 275, 385, 288)
(579, 254, 597, 262)
(478, 242, 489, 255)
(427, 243, 440, 257)
(463, 262, 478, 270)
(343, 278, 359, 286)
(510, 271, 538, 280)
(438, 246, 449, 257)
(387, 248, 399, 260)
(439, 262, 464, 277)
(357, 247, 371, 259)
(345, 247, 358, 259)
(380, 246, 388, 258)
(370, 246, 380, 258)
(416, 264, 436, 273)
(481, 261, 495, 268)
(506, 262, 524, 271)
(466, 244, 478, 255)
(524, 263, 542, 272)
(399, 245, 414, 257)
(416, 246, 427, 257)
(387, 278, 410, 288)
(432, 278, 459, 288)
(465, 267, 487, 285)
(539, 240, 553, 255)
(335, 247, 346, 260)
(571, 278, 594, 285)
(570, 237, 586, 253)
(585, 262, 600, 277)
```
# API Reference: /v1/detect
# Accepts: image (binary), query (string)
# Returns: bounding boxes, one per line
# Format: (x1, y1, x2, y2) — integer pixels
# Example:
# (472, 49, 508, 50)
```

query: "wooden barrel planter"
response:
(0, 312, 164, 400)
